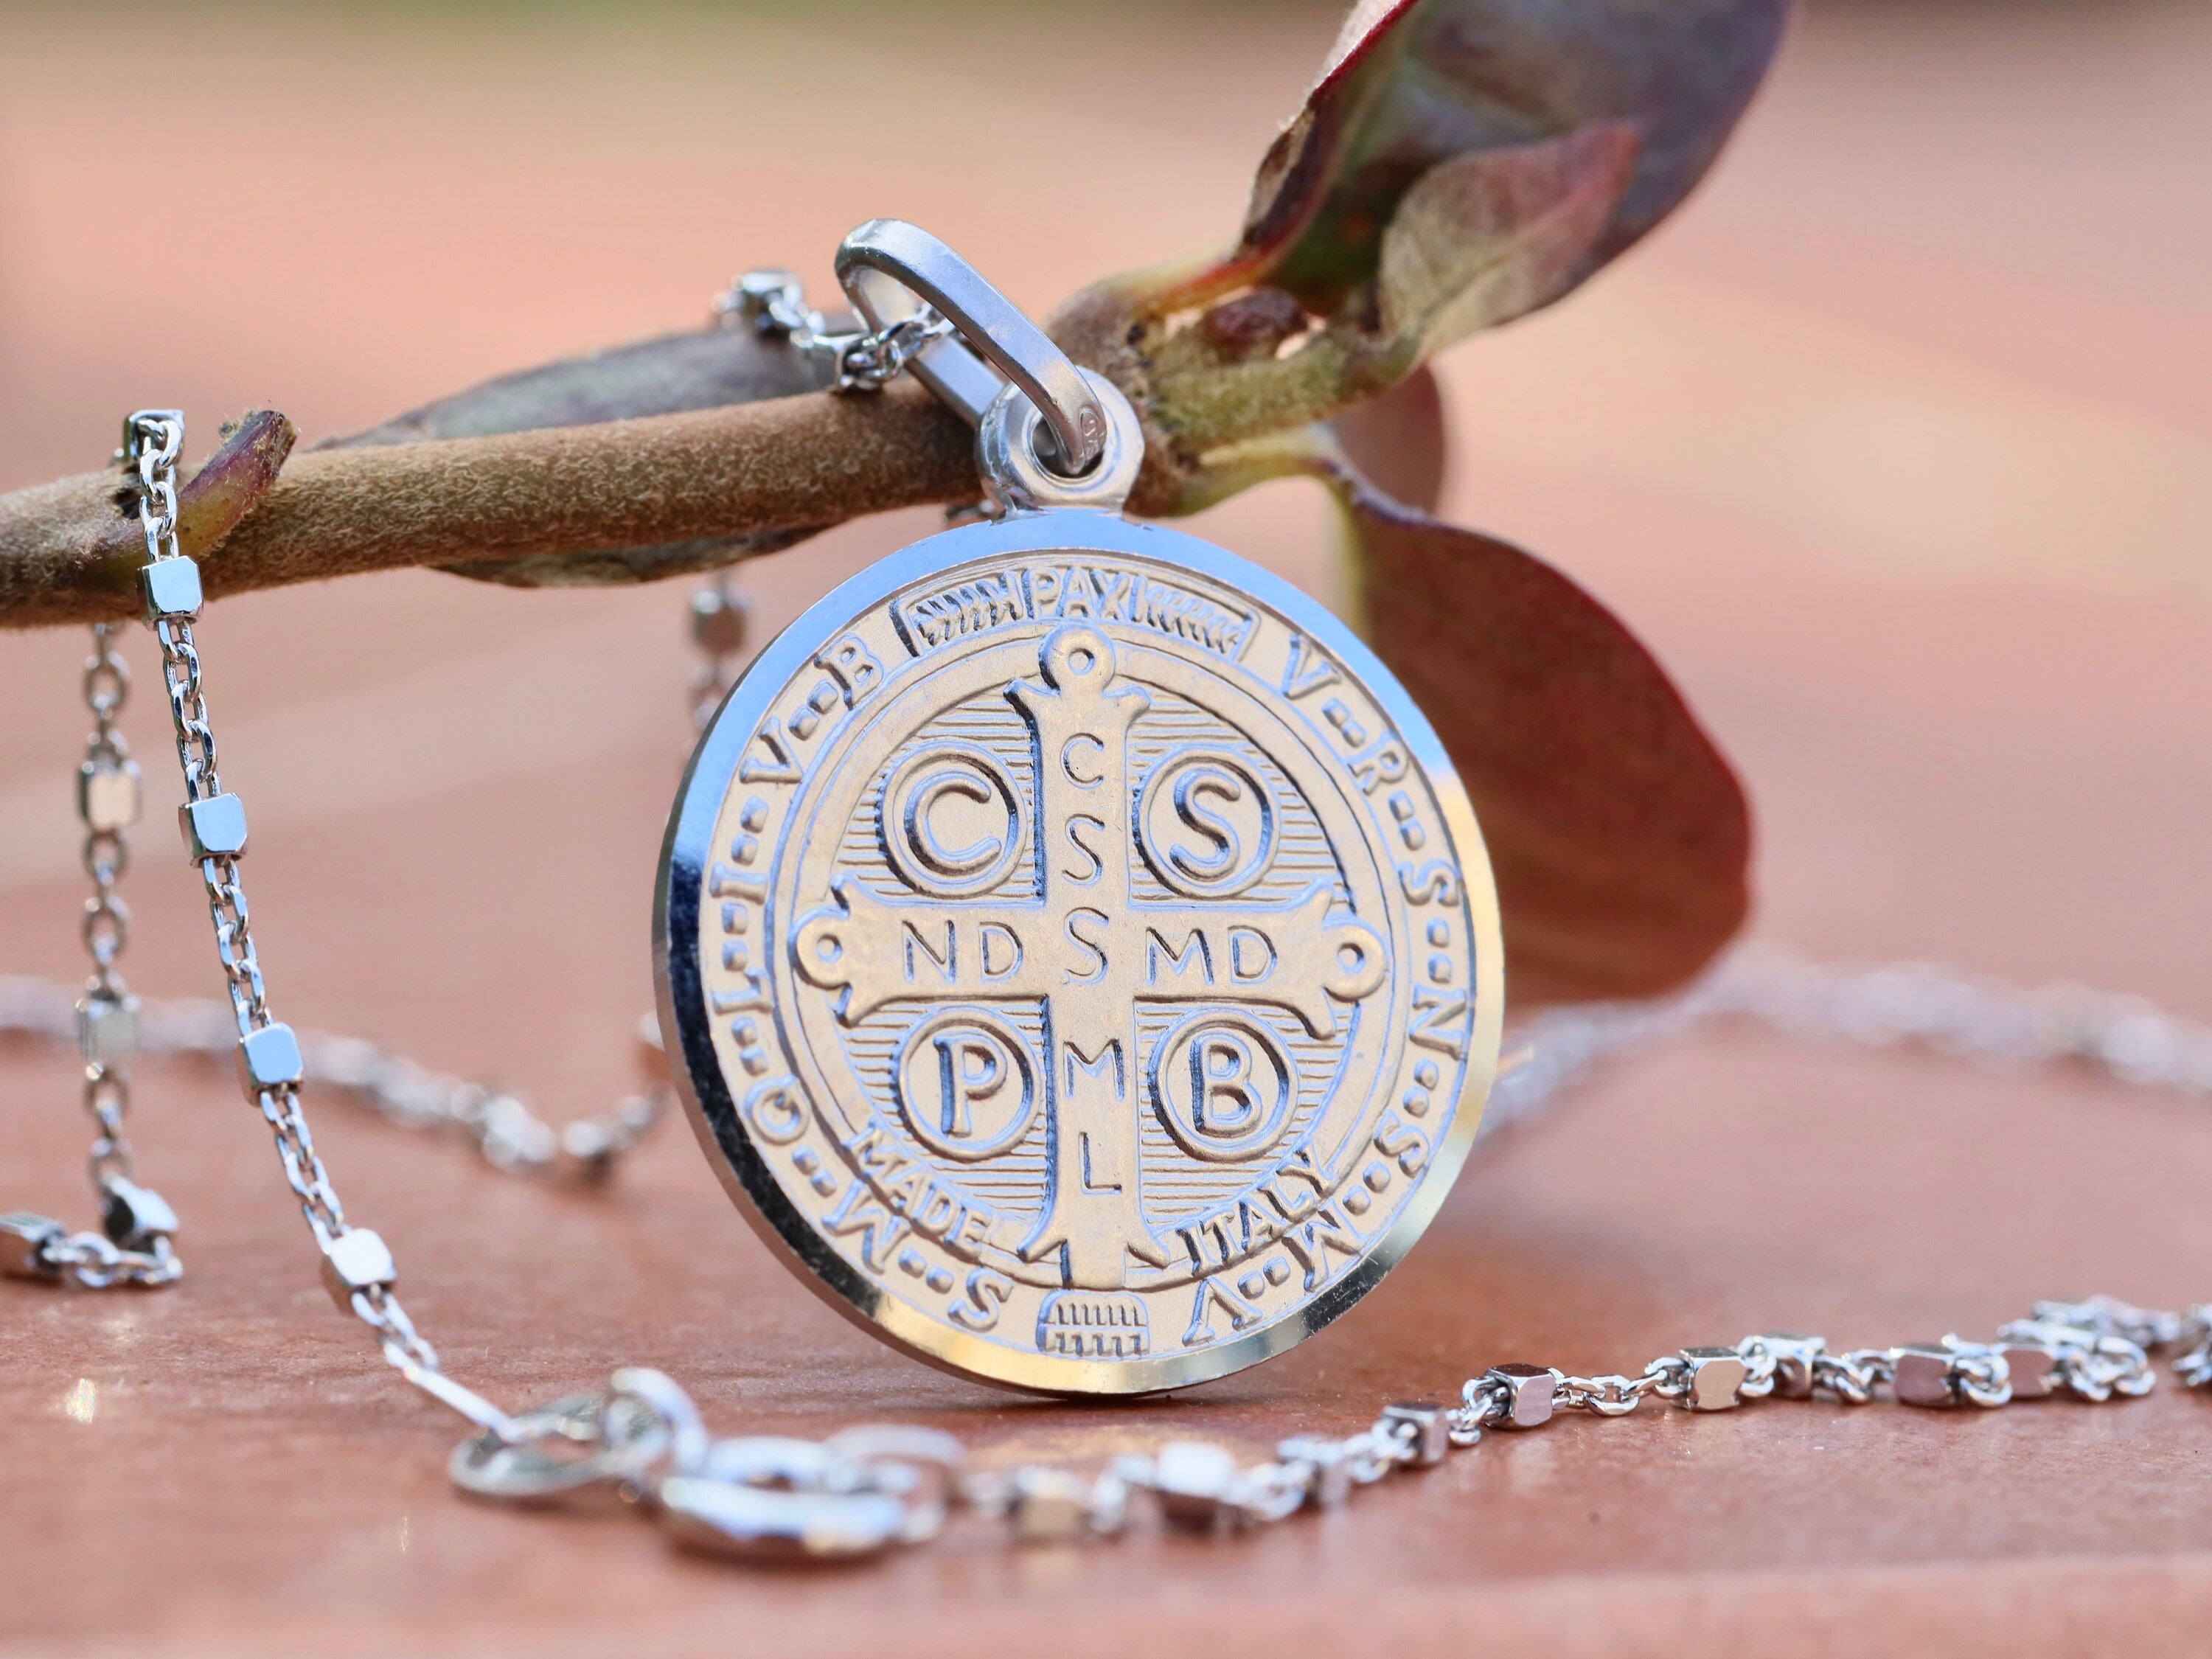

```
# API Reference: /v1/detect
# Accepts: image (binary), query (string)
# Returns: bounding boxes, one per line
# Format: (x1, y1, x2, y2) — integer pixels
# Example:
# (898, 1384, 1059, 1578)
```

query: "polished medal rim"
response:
(655, 509, 1505, 1396)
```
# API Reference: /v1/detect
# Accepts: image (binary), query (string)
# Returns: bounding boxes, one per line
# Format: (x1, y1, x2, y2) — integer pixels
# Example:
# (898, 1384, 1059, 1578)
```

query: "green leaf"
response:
(1375, 122, 1638, 360)
(1051, 0, 1788, 495)
(1124, 122, 1641, 467)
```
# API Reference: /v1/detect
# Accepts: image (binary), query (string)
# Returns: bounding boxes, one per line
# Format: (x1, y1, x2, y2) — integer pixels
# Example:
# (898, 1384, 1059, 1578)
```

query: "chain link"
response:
(713, 267, 956, 392)
(1550, 1371, 1662, 1416)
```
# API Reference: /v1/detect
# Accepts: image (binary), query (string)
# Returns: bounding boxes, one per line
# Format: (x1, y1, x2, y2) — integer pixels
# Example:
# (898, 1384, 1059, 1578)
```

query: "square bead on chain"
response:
(78, 759, 141, 832)
(179, 793, 249, 860)
(139, 555, 202, 622)
(1679, 1348, 1750, 1411)
(236, 1023, 305, 1095)
(321, 1228, 396, 1311)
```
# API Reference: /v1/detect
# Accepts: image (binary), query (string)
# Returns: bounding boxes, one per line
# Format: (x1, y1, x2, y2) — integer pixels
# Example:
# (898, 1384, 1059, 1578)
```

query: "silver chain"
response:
(714, 268, 956, 392)
(0, 614, 181, 1288)
(10, 403, 2212, 1568)
(93, 411, 515, 1433)
(686, 568, 750, 731)
(0, 979, 667, 1180)
(437, 1290, 2211, 1556)
(1489, 942, 2212, 1129)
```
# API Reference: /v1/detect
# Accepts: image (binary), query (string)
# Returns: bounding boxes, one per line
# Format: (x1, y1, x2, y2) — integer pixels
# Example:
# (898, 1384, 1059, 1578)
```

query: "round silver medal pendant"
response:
(655, 225, 1502, 1395)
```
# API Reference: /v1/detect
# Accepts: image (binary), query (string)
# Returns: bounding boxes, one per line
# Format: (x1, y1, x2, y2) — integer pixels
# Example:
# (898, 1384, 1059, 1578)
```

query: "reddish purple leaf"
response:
(1337, 465, 1751, 1004)
(1332, 364, 1449, 513)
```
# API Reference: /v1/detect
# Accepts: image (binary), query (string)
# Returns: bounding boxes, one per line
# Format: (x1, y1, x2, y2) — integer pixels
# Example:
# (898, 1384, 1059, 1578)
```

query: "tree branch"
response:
(1, 381, 976, 629)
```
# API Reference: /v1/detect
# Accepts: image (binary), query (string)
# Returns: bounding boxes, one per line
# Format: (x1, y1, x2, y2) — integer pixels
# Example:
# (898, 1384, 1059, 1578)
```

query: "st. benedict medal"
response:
(658, 223, 1501, 1394)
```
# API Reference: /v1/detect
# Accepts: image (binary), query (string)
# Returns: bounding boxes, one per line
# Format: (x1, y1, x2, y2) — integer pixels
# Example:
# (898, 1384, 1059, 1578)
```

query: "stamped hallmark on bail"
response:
(659, 522, 1501, 1395)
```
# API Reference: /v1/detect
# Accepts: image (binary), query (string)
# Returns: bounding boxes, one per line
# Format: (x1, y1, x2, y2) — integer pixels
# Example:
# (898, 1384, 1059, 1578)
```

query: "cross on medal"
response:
(795, 624, 1387, 1290)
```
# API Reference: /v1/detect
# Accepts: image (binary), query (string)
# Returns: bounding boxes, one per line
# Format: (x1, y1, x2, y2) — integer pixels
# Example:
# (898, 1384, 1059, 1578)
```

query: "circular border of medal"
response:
(655, 512, 1504, 1396)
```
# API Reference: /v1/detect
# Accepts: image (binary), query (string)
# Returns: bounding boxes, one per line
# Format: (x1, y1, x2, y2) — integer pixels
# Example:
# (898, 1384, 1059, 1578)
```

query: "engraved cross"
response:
(794, 624, 1385, 1290)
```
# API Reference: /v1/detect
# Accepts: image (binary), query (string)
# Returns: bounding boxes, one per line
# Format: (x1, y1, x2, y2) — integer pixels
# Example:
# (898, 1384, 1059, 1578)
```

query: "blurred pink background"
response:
(4, 3, 2211, 1650)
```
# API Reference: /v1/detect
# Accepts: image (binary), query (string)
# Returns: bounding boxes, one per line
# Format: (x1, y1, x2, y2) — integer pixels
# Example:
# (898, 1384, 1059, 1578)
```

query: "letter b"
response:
(1154, 1013, 1295, 1164)
(1192, 1032, 1262, 1135)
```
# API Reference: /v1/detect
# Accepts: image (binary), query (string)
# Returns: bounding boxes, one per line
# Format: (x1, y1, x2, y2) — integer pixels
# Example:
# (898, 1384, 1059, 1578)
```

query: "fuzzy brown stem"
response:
(0, 382, 977, 629)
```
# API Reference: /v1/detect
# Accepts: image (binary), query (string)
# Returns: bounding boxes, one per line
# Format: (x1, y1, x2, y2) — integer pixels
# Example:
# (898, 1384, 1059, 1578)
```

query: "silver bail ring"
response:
(834, 219, 1107, 476)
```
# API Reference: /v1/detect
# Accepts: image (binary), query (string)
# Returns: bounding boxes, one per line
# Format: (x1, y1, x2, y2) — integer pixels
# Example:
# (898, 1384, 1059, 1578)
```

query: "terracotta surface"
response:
(4, 3, 2211, 1653)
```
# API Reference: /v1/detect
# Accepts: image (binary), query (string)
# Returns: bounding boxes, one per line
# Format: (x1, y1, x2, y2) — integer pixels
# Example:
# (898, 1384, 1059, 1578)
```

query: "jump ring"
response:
(834, 219, 1105, 475)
